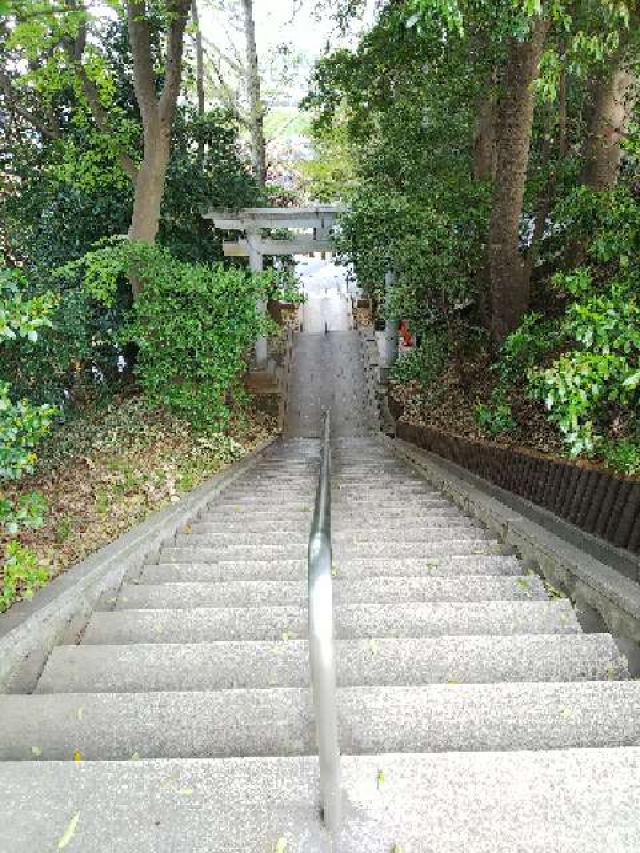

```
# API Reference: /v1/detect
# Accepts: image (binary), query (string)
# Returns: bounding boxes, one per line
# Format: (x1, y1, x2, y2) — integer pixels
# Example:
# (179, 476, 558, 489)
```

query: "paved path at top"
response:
(284, 257, 374, 438)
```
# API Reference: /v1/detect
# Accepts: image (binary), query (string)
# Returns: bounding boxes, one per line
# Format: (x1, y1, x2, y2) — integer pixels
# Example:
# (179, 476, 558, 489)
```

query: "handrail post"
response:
(308, 410, 341, 832)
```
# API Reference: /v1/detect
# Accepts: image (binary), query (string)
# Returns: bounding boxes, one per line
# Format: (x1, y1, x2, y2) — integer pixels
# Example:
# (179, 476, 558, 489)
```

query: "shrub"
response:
(68, 241, 296, 430)
(0, 541, 49, 613)
(391, 331, 449, 386)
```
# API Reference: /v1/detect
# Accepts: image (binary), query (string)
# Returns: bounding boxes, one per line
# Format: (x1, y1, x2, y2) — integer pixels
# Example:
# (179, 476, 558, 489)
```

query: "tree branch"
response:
(127, 0, 159, 127)
(159, 0, 192, 124)
(0, 70, 60, 140)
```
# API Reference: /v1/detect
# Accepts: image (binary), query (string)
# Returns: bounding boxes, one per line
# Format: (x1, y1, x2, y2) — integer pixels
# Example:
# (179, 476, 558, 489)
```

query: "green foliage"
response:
(0, 492, 48, 535)
(600, 438, 640, 477)
(474, 397, 517, 436)
(306, 2, 491, 336)
(495, 313, 562, 387)
(0, 541, 49, 613)
(527, 188, 640, 457)
(391, 332, 449, 386)
(123, 249, 277, 430)
(0, 269, 57, 482)
(68, 241, 289, 430)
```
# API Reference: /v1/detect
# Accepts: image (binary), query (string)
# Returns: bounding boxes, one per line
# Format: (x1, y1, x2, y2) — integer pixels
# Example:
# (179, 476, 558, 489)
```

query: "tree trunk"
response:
(489, 19, 550, 342)
(473, 72, 497, 181)
(124, 0, 191, 294)
(583, 62, 637, 191)
(128, 127, 172, 267)
(241, 0, 266, 186)
(192, 0, 205, 116)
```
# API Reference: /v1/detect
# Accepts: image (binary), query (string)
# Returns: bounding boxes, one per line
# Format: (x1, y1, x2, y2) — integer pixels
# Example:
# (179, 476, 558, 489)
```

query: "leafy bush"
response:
(0, 541, 49, 613)
(391, 331, 449, 386)
(69, 241, 293, 430)
(601, 439, 640, 477)
(474, 397, 517, 437)
(528, 249, 639, 458)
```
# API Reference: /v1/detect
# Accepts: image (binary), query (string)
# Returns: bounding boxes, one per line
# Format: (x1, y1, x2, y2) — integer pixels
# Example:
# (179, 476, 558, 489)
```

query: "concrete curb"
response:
(388, 437, 640, 667)
(0, 436, 278, 692)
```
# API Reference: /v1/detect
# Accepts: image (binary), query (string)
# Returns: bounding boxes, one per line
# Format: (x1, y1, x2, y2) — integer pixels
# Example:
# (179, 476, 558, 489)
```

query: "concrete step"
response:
(333, 540, 503, 558)
(159, 544, 309, 563)
(173, 529, 492, 548)
(212, 500, 315, 512)
(111, 575, 548, 610)
(221, 487, 314, 498)
(159, 540, 502, 564)
(186, 516, 476, 534)
(36, 634, 628, 694)
(331, 505, 461, 519)
(187, 519, 311, 533)
(81, 600, 579, 644)
(3, 749, 639, 852)
(138, 560, 309, 583)
(332, 517, 481, 531)
(202, 508, 313, 520)
(3, 682, 640, 761)
(139, 554, 524, 583)
(174, 531, 310, 546)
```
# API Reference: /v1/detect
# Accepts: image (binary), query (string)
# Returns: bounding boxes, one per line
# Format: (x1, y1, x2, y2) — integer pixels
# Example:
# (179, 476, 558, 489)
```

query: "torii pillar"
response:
(246, 229, 268, 368)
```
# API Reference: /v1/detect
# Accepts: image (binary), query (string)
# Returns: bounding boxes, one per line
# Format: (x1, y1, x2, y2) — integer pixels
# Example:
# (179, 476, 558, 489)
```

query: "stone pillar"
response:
(382, 270, 399, 369)
(247, 231, 267, 368)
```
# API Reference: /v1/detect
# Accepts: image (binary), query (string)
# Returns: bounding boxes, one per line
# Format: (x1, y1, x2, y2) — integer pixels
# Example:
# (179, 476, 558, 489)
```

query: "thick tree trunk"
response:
(473, 72, 497, 181)
(128, 127, 172, 255)
(125, 0, 191, 294)
(241, 0, 266, 186)
(489, 19, 550, 342)
(583, 63, 637, 191)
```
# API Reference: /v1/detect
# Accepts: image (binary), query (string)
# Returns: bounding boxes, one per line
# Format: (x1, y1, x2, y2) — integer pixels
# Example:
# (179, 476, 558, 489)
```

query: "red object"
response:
(399, 320, 413, 347)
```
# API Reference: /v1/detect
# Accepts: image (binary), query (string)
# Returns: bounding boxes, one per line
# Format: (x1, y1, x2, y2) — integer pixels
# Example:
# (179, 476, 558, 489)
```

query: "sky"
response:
(200, 0, 379, 103)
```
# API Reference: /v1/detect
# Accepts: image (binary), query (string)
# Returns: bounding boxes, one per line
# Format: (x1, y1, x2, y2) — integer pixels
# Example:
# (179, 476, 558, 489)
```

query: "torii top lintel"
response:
(203, 205, 346, 259)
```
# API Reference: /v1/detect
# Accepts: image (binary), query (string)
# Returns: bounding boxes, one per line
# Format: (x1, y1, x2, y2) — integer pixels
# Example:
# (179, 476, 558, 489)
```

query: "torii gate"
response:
(203, 205, 345, 367)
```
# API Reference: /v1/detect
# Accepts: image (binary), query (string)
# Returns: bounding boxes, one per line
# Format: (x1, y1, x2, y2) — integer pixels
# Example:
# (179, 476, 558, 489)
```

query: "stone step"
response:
(3, 682, 640, 761)
(174, 531, 311, 547)
(333, 540, 503, 558)
(36, 634, 628, 694)
(139, 555, 524, 583)
(203, 508, 313, 520)
(187, 519, 311, 534)
(185, 516, 475, 534)
(330, 506, 460, 519)
(3, 749, 638, 852)
(159, 540, 502, 564)
(81, 600, 579, 644)
(212, 500, 314, 512)
(173, 529, 492, 548)
(110, 575, 548, 610)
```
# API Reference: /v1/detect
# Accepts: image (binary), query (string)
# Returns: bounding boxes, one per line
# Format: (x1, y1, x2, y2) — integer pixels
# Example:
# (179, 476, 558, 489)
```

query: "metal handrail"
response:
(308, 409, 341, 831)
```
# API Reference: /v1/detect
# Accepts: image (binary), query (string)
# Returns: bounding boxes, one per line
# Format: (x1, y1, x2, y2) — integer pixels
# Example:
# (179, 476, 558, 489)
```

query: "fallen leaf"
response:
(274, 838, 288, 853)
(73, 750, 82, 763)
(377, 769, 385, 790)
(31, 746, 42, 757)
(57, 813, 80, 849)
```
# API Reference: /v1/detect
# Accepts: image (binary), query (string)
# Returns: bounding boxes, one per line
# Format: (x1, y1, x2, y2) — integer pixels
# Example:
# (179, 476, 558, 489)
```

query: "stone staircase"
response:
(2, 436, 640, 851)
